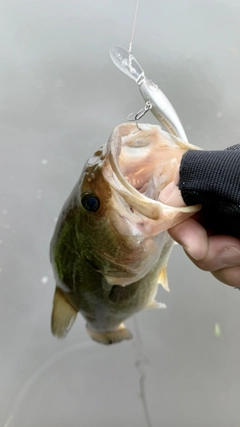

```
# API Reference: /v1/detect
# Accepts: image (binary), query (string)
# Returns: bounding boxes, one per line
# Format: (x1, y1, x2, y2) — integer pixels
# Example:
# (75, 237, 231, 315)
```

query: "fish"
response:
(50, 122, 201, 345)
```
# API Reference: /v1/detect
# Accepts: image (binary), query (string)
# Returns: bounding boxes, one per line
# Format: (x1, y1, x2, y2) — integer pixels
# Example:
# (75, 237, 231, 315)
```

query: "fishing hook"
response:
(127, 101, 152, 121)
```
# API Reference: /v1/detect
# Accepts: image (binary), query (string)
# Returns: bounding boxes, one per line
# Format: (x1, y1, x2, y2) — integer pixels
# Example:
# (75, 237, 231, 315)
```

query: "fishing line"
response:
(132, 316, 153, 427)
(128, 0, 151, 128)
(129, 0, 140, 53)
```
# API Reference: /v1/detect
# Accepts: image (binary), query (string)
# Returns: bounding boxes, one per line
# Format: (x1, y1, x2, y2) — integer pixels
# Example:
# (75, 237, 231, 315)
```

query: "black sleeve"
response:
(178, 145, 240, 238)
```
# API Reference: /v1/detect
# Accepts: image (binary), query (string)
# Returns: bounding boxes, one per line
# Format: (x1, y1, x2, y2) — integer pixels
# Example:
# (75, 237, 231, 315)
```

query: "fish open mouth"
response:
(106, 122, 200, 222)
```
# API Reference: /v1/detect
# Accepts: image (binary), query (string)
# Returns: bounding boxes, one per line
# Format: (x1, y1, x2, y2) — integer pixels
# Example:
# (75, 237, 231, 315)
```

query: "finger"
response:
(212, 266, 240, 288)
(159, 166, 185, 207)
(160, 181, 184, 206)
(168, 218, 209, 260)
(187, 235, 240, 272)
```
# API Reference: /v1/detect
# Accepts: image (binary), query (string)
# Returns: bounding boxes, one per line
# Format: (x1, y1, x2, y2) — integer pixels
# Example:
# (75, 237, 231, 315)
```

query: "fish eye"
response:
(81, 193, 100, 212)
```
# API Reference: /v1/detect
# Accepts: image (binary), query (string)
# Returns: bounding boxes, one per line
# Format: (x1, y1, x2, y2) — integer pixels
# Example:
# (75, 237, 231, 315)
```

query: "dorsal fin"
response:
(51, 287, 78, 338)
(158, 266, 170, 292)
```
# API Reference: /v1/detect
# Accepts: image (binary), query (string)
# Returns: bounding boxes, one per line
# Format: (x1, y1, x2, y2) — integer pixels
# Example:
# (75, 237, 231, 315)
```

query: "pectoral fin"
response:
(109, 283, 139, 303)
(147, 300, 167, 309)
(158, 265, 170, 292)
(51, 287, 78, 338)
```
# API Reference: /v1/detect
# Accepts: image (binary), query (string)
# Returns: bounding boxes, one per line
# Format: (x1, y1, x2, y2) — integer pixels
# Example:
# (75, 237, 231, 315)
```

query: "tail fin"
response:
(86, 323, 132, 345)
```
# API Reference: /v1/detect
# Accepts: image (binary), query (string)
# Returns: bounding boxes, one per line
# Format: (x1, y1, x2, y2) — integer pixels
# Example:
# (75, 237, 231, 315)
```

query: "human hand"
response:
(160, 179, 240, 288)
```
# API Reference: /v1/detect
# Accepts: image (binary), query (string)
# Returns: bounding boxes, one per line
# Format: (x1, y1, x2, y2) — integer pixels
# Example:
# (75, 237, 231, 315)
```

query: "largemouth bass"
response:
(50, 123, 201, 344)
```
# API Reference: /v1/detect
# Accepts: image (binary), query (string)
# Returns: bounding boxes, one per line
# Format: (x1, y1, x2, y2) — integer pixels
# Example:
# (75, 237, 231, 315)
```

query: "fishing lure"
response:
(110, 46, 188, 141)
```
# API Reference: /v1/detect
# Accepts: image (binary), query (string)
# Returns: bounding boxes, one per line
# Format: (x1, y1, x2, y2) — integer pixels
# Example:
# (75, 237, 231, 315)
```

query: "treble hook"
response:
(127, 101, 152, 121)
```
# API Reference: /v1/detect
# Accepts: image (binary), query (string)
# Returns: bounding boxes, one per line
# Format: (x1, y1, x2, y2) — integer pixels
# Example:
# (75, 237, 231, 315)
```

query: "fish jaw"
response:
(104, 122, 201, 236)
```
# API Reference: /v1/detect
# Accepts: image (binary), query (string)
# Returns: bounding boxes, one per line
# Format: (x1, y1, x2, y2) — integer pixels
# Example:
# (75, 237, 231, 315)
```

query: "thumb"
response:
(159, 182, 185, 206)
(159, 167, 186, 207)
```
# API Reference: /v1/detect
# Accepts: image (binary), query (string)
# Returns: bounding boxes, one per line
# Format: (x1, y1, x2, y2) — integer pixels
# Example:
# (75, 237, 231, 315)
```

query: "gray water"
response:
(1, 1, 240, 426)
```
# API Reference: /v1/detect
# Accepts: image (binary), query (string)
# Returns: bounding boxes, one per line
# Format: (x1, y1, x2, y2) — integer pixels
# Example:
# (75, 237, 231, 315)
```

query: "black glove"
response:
(179, 145, 240, 238)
